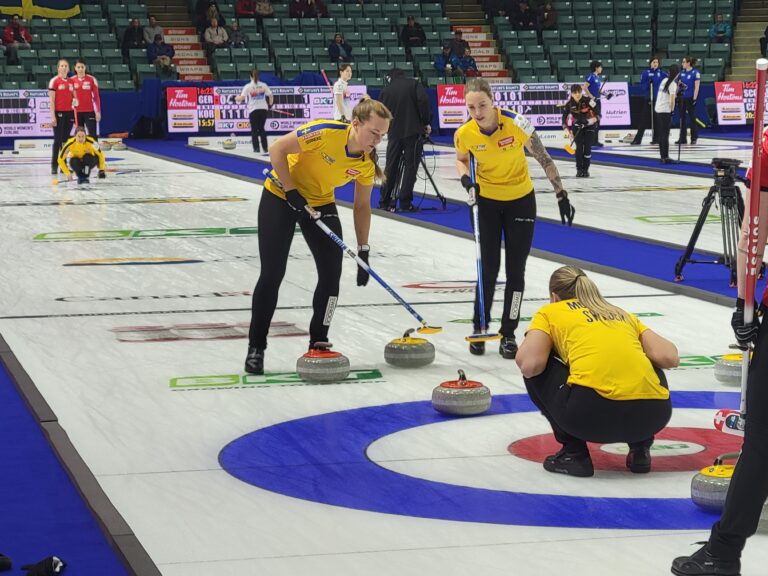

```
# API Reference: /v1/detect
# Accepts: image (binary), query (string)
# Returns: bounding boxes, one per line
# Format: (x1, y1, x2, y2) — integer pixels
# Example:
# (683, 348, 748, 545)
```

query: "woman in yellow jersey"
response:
(244, 97, 392, 374)
(454, 77, 574, 359)
(516, 266, 679, 477)
(57, 126, 106, 184)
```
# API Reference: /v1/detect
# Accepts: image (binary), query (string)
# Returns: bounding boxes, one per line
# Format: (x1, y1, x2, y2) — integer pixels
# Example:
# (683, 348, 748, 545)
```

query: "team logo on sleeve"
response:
(512, 114, 534, 136)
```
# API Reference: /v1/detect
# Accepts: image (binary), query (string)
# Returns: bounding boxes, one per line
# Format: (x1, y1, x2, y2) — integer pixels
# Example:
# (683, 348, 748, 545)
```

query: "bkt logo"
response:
(314, 97, 333, 105)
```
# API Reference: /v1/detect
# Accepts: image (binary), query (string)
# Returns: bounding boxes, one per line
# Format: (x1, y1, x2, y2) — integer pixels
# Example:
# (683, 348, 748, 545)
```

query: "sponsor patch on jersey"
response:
(513, 114, 534, 136)
(345, 168, 361, 176)
(471, 144, 487, 152)
(321, 152, 336, 165)
(498, 136, 516, 147)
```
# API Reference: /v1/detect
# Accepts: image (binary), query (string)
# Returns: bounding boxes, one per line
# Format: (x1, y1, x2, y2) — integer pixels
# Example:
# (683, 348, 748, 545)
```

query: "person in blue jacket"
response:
(631, 56, 667, 145)
(434, 44, 460, 77)
(582, 61, 604, 147)
(676, 55, 701, 145)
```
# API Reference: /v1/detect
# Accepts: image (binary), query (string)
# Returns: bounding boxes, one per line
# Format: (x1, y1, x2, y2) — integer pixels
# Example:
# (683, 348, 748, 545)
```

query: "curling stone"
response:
(432, 369, 491, 416)
(296, 343, 350, 383)
(384, 328, 435, 368)
(100, 141, 113, 151)
(222, 138, 237, 150)
(691, 452, 739, 512)
(112, 141, 127, 151)
(714, 353, 747, 385)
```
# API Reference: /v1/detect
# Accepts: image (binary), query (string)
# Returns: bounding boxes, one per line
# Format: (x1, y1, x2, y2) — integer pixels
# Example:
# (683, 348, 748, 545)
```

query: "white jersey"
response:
(239, 80, 272, 113)
(655, 78, 678, 114)
(333, 78, 351, 121)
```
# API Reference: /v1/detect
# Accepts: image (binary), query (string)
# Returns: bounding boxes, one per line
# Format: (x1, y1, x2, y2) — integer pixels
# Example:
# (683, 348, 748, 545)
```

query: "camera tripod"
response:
(674, 162, 745, 286)
(379, 136, 447, 211)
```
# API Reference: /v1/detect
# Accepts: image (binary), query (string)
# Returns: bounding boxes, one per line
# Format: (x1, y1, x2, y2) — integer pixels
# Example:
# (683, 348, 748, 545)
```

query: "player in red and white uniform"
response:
(69, 58, 102, 140)
(48, 59, 74, 175)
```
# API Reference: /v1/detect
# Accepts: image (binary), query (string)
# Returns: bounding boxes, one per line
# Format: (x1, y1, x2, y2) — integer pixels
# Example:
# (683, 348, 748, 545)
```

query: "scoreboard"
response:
(166, 85, 368, 133)
(437, 82, 631, 129)
(0, 89, 53, 137)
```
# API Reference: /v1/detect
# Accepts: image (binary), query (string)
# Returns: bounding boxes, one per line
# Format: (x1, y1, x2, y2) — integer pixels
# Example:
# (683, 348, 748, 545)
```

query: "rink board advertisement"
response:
(166, 85, 367, 133)
(0, 89, 53, 137)
(436, 82, 631, 129)
(715, 80, 768, 125)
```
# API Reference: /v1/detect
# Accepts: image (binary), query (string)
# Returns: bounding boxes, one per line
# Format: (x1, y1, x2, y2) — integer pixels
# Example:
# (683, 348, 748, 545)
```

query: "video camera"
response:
(712, 157, 742, 187)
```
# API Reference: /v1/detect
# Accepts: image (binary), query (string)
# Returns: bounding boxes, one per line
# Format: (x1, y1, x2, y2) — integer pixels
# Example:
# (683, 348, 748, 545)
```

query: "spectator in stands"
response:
(401, 16, 426, 50)
(235, 0, 257, 18)
(513, 1, 536, 31)
(228, 21, 249, 47)
(448, 29, 469, 59)
(253, 0, 274, 22)
(289, 0, 310, 18)
(457, 46, 480, 77)
(306, 0, 329, 18)
(328, 32, 353, 63)
(434, 44, 460, 77)
(206, 4, 226, 28)
(195, 0, 223, 30)
(147, 33, 175, 73)
(2, 14, 32, 65)
(709, 14, 733, 44)
(761, 26, 768, 57)
(538, 2, 558, 31)
(204, 18, 228, 55)
(143, 14, 163, 45)
(121, 18, 146, 58)
(487, 0, 511, 18)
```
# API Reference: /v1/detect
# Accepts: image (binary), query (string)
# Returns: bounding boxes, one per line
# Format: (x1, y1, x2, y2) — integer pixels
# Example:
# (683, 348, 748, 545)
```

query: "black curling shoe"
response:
(469, 341, 485, 355)
(671, 544, 741, 576)
(543, 448, 594, 477)
(245, 347, 265, 374)
(499, 336, 518, 359)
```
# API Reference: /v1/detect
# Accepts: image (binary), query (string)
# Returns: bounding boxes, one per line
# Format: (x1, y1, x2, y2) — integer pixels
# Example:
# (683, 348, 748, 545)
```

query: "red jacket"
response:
(2, 23, 32, 45)
(745, 126, 768, 191)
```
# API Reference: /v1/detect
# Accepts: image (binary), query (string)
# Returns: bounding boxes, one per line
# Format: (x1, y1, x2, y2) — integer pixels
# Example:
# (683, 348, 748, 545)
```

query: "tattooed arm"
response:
(524, 132, 564, 194)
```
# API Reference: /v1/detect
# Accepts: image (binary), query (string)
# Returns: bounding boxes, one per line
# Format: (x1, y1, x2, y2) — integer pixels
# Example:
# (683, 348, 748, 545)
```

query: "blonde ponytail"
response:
(549, 266, 628, 322)
(351, 96, 392, 183)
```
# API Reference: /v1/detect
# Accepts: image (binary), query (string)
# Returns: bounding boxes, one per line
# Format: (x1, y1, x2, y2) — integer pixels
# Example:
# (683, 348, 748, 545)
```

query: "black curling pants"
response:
(524, 355, 672, 455)
(679, 96, 698, 143)
(574, 126, 594, 171)
(51, 111, 74, 171)
(69, 154, 98, 178)
(249, 109, 268, 152)
(708, 314, 768, 560)
(472, 192, 536, 338)
(656, 112, 672, 160)
(78, 111, 98, 140)
(248, 189, 343, 349)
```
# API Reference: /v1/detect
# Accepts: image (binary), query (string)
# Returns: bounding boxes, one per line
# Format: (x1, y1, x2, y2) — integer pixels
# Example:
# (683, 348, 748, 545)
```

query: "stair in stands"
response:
(452, 24, 511, 81)
(144, 0, 194, 28)
(165, 28, 213, 80)
(727, 0, 768, 80)
(445, 0, 486, 25)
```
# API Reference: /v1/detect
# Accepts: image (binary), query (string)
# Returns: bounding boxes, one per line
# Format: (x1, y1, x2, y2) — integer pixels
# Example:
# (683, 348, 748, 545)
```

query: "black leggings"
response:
(524, 355, 672, 455)
(574, 126, 594, 170)
(51, 111, 74, 171)
(657, 112, 672, 159)
(248, 189, 343, 349)
(472, 192, 536, 337)
(679, 96, 698, 142)
(249, 109, 268, 152)
(708, 313, 768, 560)
(77, 111, 98, 140)
(69, 154, 98, 178)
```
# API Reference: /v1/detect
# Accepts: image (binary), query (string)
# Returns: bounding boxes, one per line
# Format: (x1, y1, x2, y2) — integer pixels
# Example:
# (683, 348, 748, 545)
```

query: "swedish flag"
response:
(0, 0, 80, 19)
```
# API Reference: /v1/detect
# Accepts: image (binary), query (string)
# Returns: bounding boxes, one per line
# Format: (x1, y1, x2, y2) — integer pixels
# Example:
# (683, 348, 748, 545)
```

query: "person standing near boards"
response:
(235, 67, 273, 154)
(48, 59, 74, 175)
(655, 64, 680, 164)
(333, 64, 353, 123)
(69, 58, 102, 139)
(677, 55, 701, 145)
(454, 78, 573, 360)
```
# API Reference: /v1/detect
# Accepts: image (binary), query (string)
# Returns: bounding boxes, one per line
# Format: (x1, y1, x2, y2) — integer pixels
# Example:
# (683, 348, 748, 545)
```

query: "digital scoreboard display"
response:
(166, 85, 368, 133)
(437, 82, 631, 129)
(0, 89, 53, 137)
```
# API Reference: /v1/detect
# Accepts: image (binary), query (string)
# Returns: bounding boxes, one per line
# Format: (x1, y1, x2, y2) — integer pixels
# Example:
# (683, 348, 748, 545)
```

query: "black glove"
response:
(97, 170, 106, 179)
(285, 188, 308, 215)
(21, 556, 65, 576)
(574, 119, 587, 129)
(557, 190, 575, 226)
(604, 92, 614, 100)
(356, 245, 370, 286)
(461, 174, 480, 205)
(731, 297, 760, 347)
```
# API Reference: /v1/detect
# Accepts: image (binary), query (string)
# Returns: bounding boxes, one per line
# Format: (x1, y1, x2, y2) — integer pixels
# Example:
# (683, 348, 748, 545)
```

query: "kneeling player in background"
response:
(57, 126, 106, 184)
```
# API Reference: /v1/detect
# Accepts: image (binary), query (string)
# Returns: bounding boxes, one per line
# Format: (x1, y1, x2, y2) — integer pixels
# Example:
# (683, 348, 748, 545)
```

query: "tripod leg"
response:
(420, 156, 447, 209)
(675, 186, 717, 281)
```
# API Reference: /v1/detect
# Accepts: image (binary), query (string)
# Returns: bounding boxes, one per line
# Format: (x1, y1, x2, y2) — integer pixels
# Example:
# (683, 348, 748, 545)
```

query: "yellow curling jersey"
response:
(527, 299, 669, 401)
(57, 135, 106, 176)
(454, 108, 535, 201)
(264, 119, 376, 207)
